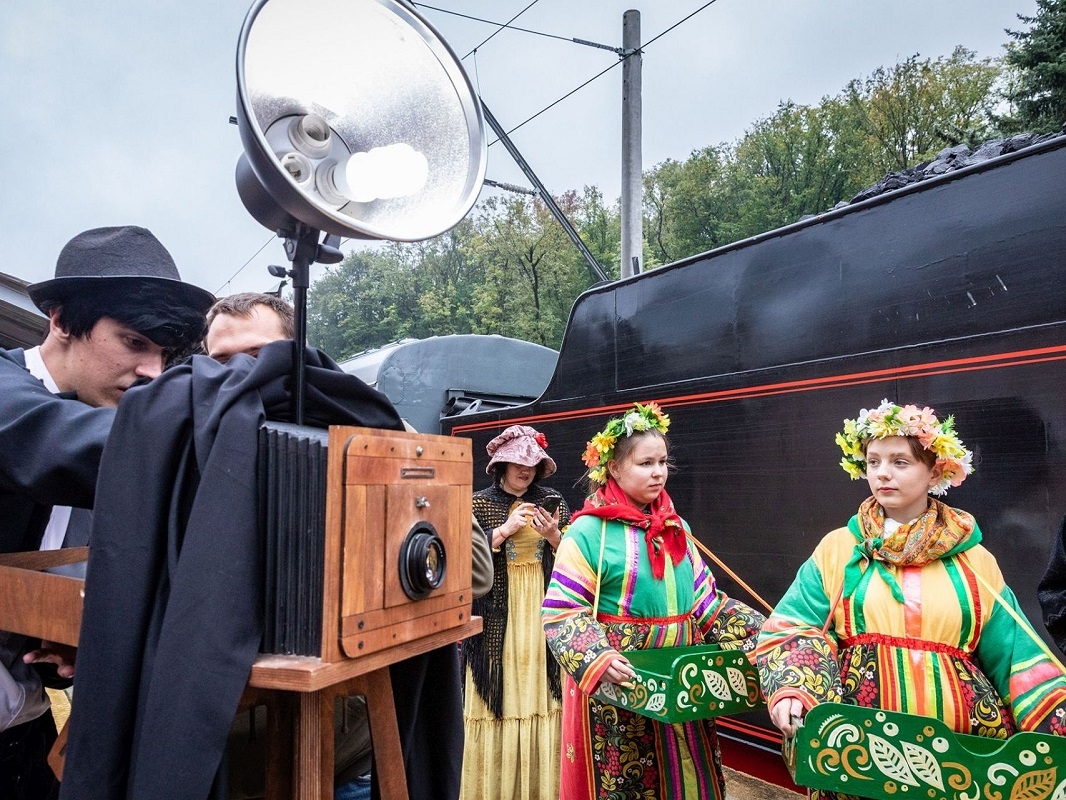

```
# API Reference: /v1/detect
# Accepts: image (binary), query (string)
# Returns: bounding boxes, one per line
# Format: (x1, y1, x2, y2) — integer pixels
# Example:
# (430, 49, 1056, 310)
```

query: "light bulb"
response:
(331, 143, 429, 203)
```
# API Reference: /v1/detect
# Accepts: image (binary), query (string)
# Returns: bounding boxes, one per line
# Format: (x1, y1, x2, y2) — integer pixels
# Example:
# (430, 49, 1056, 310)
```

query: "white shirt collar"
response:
(22, 346, 61, 394)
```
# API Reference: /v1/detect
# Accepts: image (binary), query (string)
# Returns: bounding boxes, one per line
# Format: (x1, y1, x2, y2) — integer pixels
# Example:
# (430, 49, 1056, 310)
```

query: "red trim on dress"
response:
(841, 632, 973, 658)
(596, 610, 693, 626)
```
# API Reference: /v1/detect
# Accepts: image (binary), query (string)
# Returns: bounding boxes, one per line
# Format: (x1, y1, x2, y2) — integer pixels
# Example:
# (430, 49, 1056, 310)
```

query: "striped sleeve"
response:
(976, 579, 1066, 733)
(542, 533, 617, 695)
(755, 554, 842, 712)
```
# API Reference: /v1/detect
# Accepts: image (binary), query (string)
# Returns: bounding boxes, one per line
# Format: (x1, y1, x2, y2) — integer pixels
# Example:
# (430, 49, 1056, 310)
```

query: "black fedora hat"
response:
(28, 226, 215, 315)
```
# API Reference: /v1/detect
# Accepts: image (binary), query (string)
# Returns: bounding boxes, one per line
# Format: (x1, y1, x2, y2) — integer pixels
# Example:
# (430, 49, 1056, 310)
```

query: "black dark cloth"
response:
(388, 647, 465, 800)
(1039, 515, 1066, 656)
(0, 348, 114, 553)
(58, 341, 423, 800)
(0, 709, 59, 800)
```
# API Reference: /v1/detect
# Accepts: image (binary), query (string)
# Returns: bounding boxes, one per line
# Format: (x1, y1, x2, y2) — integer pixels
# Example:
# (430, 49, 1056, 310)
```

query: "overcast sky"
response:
(0, 0, 1036, 298)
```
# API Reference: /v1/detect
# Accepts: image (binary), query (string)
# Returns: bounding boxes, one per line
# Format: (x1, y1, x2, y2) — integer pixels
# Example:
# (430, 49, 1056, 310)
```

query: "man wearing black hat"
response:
(0, 225, 214, 800)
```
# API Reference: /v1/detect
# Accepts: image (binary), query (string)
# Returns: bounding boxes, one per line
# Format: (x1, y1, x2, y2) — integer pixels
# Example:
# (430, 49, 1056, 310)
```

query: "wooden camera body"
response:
(252, 422, 476, 663)
(0, 425, 478, 800)
(0, 425, 476, 667)
(324, 425, 473, 663)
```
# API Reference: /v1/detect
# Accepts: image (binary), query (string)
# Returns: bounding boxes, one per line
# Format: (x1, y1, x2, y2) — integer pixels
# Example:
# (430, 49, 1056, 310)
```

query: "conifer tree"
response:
(1004, 0, 1066, 132)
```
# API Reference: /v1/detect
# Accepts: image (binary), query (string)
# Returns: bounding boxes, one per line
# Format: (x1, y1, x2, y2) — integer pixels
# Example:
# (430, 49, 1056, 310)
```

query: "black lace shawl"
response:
(462, 482, 569, 718)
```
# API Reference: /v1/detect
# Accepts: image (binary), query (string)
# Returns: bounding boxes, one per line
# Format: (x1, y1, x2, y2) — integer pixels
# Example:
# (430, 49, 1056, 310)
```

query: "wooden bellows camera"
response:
(260, 422, 474, 663)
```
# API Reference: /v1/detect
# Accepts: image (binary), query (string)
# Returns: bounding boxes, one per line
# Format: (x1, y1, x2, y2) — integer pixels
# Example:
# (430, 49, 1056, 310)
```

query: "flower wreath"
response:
(836, 399, 973, 496)
(582, 401, 671, 485)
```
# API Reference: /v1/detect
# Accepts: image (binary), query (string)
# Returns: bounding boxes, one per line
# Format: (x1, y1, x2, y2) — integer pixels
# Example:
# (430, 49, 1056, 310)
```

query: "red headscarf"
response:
(569, 478, 687, 580)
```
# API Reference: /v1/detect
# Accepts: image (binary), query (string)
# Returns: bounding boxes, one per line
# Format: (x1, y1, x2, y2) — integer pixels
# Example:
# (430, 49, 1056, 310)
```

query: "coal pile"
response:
(848, 130, 1066, 204)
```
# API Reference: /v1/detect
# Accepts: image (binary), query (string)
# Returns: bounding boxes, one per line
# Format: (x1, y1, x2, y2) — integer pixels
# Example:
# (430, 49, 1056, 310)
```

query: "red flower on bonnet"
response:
(485, 425, 557, 478)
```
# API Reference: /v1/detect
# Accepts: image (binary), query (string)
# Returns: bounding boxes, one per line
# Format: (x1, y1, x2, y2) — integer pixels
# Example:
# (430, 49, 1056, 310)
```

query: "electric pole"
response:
(620, 10, 642, 278)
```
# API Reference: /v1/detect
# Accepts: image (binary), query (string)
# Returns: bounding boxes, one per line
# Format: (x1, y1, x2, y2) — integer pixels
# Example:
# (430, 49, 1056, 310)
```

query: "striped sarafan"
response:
(756, 509, 1066, 755)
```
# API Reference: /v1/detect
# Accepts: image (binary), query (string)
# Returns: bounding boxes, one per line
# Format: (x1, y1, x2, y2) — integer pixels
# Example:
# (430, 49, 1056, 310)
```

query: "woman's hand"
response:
(491, 502, 536, 549)
(769, 697, 806, 737)
(531, 503, 562, 551)
(600, 651, 637, 687)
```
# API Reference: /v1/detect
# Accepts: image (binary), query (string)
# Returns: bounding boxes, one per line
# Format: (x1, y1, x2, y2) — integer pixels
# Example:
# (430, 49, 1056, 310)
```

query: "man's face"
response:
(205, 305, 289, 364)
(59, 316, 166, 407)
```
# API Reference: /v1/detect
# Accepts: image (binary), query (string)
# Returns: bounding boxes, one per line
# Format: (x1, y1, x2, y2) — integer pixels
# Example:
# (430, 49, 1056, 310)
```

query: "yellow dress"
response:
(460, 517, 561, 800)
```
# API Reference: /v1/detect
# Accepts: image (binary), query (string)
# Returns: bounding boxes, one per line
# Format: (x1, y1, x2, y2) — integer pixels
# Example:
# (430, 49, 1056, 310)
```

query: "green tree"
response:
(466, 194, 585, 347)
(728, 98, 879, 236)
(845, 47, 1001, 171)
(1004, 0, 1066, 132)
(306, 188, 605, 354)
(643, 146, 732, 265)
(569, 185, 621, 281)
(306, 249, 415, 360)
(402, 220, 485, 336)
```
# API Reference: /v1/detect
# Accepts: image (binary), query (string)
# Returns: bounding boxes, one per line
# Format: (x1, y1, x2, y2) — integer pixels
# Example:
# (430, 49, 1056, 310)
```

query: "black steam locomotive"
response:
(438, 134, 1066, 785)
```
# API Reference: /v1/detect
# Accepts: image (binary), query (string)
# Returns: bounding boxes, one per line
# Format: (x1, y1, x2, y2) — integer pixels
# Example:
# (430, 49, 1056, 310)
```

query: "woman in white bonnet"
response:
(459, 425, 569, 800)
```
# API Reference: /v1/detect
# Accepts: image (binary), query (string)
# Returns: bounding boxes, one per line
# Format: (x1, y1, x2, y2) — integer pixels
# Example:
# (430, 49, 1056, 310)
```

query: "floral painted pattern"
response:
(543, 515, 764, 799)
(757, 520, 1066, 800)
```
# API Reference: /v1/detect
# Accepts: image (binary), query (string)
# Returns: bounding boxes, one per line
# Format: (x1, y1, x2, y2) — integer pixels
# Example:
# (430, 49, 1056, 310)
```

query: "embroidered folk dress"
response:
(542, 514, 764, 800)
(756, 505, 1066, 800)
(460, 484, 568, 800)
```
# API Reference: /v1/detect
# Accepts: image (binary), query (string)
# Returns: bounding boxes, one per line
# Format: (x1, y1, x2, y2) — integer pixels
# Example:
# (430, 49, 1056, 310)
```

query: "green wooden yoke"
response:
(786, 704, 1066, 800)
(590, 644, 763, 723)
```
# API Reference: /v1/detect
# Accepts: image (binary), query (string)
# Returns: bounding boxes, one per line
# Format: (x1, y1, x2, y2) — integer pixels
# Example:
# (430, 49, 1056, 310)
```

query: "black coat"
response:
(0, 348, 114, 553)
(60, 342, 461, 800)
(0, 347, 111, 704)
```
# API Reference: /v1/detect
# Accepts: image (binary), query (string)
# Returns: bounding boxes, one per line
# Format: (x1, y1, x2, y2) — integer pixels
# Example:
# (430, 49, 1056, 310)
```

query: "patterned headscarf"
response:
(571, 478, 687, 580)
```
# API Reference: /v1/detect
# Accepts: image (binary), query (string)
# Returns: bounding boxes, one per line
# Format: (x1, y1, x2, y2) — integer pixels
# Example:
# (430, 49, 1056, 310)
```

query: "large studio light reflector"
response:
(235, 0, 487, 241)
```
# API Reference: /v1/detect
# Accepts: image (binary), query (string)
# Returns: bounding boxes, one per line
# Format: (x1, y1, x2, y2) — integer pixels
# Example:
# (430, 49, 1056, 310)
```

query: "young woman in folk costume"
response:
(756, 400, 1066, 800)
(542, 402, 764, 800)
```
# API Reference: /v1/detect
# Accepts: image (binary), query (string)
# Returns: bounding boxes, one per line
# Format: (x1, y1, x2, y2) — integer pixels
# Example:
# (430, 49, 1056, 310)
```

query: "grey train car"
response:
(441, 135, 1066, 787)
(339, 334, 558, 434)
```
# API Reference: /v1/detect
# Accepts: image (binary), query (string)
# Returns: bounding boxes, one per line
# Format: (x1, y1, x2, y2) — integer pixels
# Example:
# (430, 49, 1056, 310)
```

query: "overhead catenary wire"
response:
(215, 234, 277, 296)
(422, 1, 721, 143)
(457, 0, 542, 60)
(413, 2, 574, 58)
(643, 0, 720, 49)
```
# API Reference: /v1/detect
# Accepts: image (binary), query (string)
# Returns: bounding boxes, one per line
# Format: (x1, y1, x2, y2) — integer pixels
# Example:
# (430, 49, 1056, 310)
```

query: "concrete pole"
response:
(620, 9, 642, 278)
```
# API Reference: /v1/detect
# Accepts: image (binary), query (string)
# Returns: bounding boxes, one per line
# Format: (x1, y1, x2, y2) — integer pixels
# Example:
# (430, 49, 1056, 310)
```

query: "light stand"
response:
(267, 225, 343, 424)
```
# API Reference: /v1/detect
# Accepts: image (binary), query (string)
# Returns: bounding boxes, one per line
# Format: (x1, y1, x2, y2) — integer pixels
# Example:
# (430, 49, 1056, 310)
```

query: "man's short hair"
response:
(205, 292, 296, 340)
